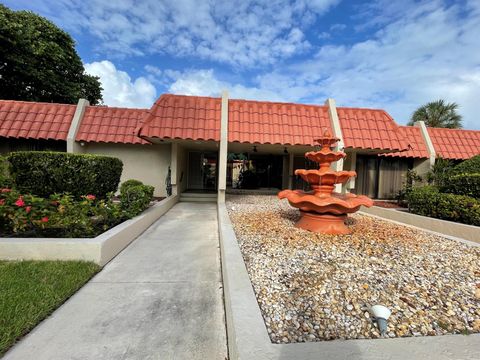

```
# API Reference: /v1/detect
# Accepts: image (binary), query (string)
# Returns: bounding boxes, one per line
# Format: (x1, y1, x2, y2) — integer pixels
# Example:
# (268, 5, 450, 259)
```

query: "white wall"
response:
(84, 143, 171, 197)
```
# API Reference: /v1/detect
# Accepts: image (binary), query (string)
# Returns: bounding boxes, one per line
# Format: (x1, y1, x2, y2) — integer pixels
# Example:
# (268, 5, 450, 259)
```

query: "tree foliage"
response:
(0, 4, 102, 105)
(407, 99, 462, 128)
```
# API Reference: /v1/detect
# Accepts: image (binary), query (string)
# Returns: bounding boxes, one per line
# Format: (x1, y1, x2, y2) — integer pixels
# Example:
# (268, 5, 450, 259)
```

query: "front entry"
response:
(187, 151, 218, 191)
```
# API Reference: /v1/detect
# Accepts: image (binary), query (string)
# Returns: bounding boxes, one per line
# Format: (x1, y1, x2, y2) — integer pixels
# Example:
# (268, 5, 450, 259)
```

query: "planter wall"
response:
(360, 206, 480, 244)
(0, 195, 178, 266)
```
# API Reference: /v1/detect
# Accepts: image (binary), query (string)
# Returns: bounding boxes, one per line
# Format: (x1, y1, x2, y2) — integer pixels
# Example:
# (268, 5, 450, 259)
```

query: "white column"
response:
(218, 90, 229, 203)
(66, 98, 89, 153)
(414, 121, 436, 168)
(347, 151, 357, 191)
(325, 98, 344, 192)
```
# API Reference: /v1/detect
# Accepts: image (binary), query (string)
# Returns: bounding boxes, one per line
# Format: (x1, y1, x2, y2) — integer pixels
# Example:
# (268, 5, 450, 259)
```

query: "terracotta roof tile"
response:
(0, 100, 75, 140)
(337, 107, 409, 151)
(228, 99, 331, 146)
(138, 94, 221, 141)
(428, 127, 480, 160)
(382, 126, 429, 158)
(76, 106, 148, 144)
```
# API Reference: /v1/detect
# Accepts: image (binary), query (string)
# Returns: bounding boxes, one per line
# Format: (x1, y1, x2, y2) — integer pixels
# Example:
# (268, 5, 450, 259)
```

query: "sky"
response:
(5, 0, 480, 129)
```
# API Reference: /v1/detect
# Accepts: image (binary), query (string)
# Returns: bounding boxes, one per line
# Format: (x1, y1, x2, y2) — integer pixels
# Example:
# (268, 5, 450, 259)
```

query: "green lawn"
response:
(0, 260, 100, 355)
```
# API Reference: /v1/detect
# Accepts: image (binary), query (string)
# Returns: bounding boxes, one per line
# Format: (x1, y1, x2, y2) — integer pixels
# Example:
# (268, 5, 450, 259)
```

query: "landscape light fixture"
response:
(284, 147, 288, 154)
(253, 145, 258, 153)
(370, 305, 391, 336)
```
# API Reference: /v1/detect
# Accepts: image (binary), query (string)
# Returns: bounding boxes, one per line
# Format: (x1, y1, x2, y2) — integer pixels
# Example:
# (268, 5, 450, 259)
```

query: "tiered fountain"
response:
(278, 131, 373, 234)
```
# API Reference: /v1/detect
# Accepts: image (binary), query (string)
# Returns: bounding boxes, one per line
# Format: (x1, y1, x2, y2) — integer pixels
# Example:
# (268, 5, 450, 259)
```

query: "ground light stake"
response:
(370, 305, 391, 336)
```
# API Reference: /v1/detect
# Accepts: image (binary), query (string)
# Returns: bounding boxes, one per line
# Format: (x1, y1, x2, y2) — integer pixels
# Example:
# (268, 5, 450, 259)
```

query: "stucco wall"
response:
(176, 144, 188, 193)
(413, 158, 431, 177)
(84, 143, 171, 197)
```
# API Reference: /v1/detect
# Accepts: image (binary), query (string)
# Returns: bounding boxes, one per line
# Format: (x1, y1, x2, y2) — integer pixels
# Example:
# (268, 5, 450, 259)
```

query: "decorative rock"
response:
(227, 195, 480, 344)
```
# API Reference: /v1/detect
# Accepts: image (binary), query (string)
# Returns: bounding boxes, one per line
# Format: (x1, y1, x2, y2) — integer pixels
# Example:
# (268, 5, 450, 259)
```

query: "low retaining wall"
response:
(361, 206, 480, 244)
(0, 195, 178, 266)
(218, 202, 480, 360)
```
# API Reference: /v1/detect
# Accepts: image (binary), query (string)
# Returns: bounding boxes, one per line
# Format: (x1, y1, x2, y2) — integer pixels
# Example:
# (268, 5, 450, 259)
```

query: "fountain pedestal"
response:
(278, 131, 373, 235)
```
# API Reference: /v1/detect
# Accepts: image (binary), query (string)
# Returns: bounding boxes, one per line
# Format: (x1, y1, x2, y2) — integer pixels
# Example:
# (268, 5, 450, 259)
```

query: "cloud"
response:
(84, 60, 156, 108)
(12, 0, 340, 67)
(223, 0, 480, 129)
(166, 69, 284, 101)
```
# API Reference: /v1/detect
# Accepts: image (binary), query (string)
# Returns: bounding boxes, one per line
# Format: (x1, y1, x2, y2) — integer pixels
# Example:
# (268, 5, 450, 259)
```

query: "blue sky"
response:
(5, 0, 480, 129)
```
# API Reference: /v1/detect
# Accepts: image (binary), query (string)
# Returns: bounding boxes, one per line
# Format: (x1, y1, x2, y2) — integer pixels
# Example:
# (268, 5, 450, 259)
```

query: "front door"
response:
(187, 152, 218, 190)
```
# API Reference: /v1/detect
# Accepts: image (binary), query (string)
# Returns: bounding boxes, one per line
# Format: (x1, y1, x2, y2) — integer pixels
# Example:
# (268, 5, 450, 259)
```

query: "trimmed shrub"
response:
(441, 173, 480, 199)
(120, 179, 144, 195)
(8, 152, 123, 198)
(120, 184, 154, 218)
(407, 186, 480, 226)
(454, 154, 480, 174)
(0, 155, 13, 188)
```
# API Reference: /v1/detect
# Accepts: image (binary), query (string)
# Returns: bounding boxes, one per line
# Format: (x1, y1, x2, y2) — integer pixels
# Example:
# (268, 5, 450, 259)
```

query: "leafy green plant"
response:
(8, 151, 123, 198)
(426, 157, 454, 187)
(454, 155, 480, 174)
(397, 169, 423, 205)
(407, 186, 480, 226)
(119, 179, 144, 195)
(0, 156, 13, 189)
(441, 173, 480, 199)
(120, 184, 154, 219)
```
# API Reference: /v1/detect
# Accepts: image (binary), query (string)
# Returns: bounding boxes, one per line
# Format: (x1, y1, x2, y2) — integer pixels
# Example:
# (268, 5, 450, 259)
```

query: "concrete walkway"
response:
(4, 202, 227, 360)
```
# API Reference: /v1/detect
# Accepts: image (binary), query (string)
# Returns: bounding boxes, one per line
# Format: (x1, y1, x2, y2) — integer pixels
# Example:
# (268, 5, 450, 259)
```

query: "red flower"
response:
(15, 197, 25, 207)
(0, 199, 5, 206)
(25, 206, 32, 214)
(41, 217, 49, 223)
(1, 188, 11, 193)
(85, 194, 96, 200)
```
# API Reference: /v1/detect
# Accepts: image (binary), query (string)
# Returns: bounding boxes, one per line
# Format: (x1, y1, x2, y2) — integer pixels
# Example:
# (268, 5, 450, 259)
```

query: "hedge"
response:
(441, 173, 480, 199)
(120, 183, 154, 219)
(119, 179, 144, 195)
(8, 152, 123, 198)
(407, 186, 480, 226)
(0, 155, 12, 188)
(454, 154, 480, 174)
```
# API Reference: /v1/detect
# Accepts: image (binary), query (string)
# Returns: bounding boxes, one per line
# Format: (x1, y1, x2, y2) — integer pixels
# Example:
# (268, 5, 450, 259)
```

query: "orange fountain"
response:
(278, 131, 373, 234)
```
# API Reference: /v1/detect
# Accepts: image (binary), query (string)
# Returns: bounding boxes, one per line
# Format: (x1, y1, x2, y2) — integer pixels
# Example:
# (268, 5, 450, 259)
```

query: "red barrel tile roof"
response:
(76, 106, 149, 144)
(337, 107, 409, 151)
(427, 127, 480, 160)
(0, 100, 75, 141)
(138, 94, 221, 141)
(382, 126, 429, 158)
(228, 99, 331, 145)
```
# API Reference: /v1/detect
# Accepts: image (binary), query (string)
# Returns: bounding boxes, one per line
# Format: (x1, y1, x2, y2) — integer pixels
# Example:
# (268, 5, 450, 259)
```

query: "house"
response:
(1, 93, 479, 199)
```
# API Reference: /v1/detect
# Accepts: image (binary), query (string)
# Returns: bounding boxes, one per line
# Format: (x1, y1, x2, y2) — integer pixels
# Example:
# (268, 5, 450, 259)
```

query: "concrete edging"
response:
(0, 195, 178, 266)
(361, 206, 480, 244)
(218, 202, 480, 360)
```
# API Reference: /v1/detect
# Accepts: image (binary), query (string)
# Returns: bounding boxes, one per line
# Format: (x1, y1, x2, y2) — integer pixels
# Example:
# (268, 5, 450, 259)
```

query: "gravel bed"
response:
(226, 195, 480, 343)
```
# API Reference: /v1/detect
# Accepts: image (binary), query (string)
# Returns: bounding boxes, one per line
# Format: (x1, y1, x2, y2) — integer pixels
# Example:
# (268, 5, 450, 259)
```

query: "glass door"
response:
(187, 152, 218, 191)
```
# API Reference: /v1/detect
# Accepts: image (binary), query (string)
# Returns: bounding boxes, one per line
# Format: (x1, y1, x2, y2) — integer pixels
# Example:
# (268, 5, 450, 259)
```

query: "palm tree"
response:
(407, 100, 462, 128)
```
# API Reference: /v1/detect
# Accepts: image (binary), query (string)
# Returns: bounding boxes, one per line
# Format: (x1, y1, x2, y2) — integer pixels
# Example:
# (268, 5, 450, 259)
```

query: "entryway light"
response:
(370, 305, 391, 336)
(284, 147, 288, 154)
(253, 145, 258, 153)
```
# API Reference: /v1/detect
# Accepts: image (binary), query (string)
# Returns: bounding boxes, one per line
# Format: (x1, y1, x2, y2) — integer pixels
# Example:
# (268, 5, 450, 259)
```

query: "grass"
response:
(0, 260, 100, 355)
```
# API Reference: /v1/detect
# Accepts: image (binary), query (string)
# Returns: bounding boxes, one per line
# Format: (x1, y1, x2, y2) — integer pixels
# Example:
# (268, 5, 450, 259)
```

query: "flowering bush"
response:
(0, 188, 123, 237)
